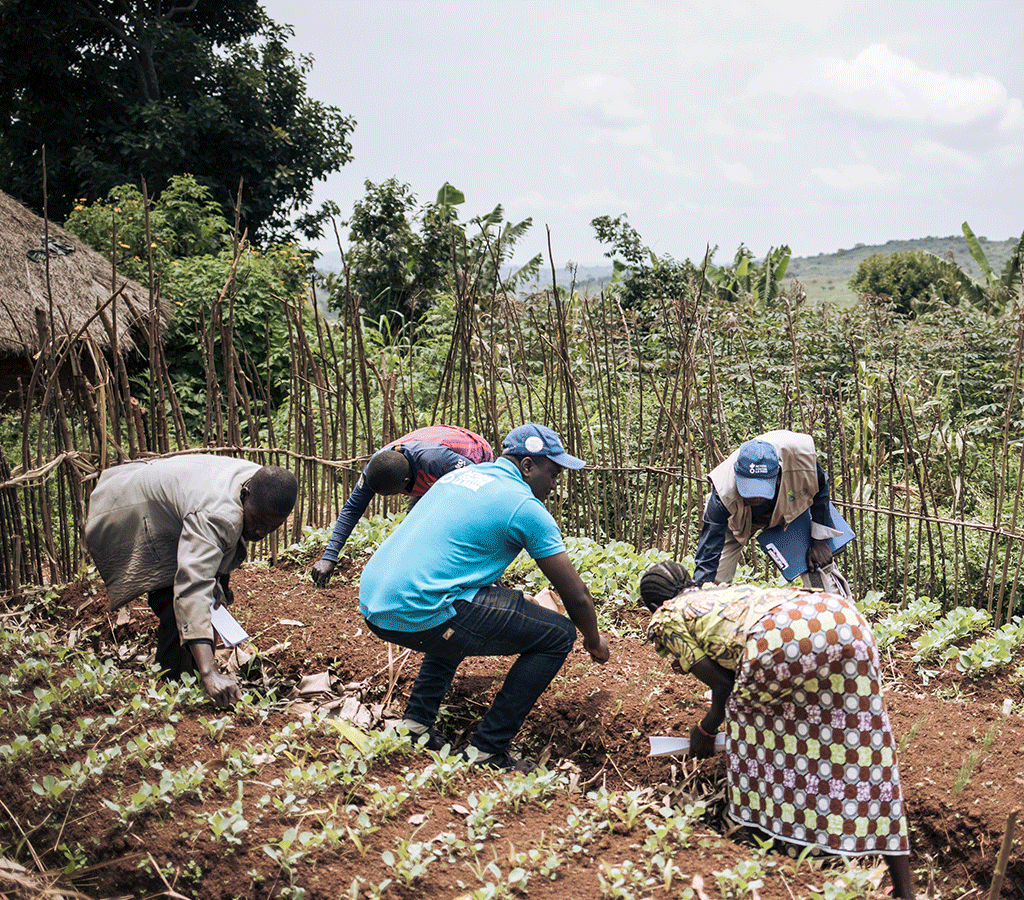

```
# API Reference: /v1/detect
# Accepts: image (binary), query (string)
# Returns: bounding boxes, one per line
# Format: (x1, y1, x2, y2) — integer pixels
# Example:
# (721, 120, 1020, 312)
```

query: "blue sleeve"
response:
(692, 487, 730, 585)
(322, 470, 375, 562)
(508, 499, 565, 560)
(809, 464, 834, 530)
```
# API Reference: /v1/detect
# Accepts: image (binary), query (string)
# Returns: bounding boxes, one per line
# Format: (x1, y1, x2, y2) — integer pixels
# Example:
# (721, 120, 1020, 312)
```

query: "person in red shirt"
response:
(310, 425, 493, 586)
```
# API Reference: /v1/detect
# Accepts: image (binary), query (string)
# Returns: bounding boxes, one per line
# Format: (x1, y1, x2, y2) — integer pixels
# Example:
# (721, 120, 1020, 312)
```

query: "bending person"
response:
(86, 456, 297, 707)
(693, 430, 847, 592)
(639, 561, 913, 899)
(359, 423, 610, 772)
(311, 424, 493, 586)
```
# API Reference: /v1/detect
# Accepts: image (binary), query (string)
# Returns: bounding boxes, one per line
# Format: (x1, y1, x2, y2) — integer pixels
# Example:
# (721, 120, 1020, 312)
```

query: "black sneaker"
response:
(462, 747, 538, 773)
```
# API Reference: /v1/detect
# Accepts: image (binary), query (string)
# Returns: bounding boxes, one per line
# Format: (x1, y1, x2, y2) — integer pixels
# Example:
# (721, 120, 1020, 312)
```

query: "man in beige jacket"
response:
(85, 455, 297, 706)
(692, 430, 845, 587)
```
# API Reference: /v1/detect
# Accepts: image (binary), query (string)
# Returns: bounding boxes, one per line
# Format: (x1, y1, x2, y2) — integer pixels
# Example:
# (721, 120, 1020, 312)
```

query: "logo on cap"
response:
(525, 436, 544, 453)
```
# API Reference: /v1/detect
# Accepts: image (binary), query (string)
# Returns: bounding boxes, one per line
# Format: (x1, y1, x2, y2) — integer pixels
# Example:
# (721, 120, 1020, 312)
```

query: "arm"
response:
(535, 552, 610, 664)
(174, 512, 241, 705)
(807, 463, 836, 571)
(692, 488, 730, 585)
(687, 656, 735, 758)
(312, 472, 376, 585)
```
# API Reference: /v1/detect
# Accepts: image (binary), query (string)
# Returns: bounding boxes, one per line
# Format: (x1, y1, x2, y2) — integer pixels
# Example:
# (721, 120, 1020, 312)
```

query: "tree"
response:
(591, 213, 700, 311)
(0, 0, 354, 245)
(848, 249, 963, 316)
(337, 179, 540, 336)
(706, 244, 792, 306)
(65, 175, 312, 435)
(959, 222, 1023, 316)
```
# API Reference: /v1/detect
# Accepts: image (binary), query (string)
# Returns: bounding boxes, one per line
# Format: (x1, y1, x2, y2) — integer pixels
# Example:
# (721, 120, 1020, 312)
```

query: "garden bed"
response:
(1, 555, 1022, 900)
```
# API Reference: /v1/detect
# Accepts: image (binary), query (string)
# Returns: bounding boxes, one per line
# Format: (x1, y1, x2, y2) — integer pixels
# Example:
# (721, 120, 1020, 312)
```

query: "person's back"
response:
(312, 424, 493, 585)
(359, 457, 563, 631)
(86, 455, 260, 608)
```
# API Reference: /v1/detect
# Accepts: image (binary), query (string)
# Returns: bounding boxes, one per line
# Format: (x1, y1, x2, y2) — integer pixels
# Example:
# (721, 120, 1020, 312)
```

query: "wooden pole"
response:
(987, 809, 1018, 900)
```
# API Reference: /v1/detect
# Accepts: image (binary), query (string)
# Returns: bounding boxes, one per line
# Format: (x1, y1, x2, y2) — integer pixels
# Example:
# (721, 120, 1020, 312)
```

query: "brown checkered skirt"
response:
(725, 591, 909, 856)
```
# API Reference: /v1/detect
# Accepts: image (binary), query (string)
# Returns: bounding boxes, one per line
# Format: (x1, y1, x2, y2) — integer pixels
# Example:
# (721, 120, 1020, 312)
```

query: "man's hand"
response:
(213, 576, 233, 610)
(584, 633, 610, 664)
(807, 539, 833, 572)
(190, 641, 241, 708)
(216, 574, 234, 607)
(310, 558, 336, 587)
(201, 671, 242, 708)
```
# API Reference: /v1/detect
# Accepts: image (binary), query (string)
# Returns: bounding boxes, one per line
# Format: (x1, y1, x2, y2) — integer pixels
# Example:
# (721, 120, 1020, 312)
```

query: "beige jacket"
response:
(85, 455, 260, 644)
(707, 430, 826, 582)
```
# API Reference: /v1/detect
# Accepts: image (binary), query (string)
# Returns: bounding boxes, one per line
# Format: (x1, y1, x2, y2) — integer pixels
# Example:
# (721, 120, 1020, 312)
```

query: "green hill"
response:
(316, 233, 1020, 308)
(786, 233, 1020, 306)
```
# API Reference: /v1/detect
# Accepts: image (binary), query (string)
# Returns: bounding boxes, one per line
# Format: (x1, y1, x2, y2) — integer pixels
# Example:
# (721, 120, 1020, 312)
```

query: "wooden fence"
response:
(2, 248, 1022, 626)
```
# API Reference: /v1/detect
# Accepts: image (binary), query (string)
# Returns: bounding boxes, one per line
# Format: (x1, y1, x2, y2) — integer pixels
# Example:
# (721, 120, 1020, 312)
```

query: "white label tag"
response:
(211, 605, 249, 647)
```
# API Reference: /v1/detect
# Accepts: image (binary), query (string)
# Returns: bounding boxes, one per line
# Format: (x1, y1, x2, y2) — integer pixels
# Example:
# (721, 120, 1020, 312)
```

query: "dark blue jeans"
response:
(367, 586, 576, 756)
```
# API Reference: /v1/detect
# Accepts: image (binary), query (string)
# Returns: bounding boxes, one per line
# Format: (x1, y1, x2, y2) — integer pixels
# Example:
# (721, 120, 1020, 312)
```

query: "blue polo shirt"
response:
(358, 457, 566, 631)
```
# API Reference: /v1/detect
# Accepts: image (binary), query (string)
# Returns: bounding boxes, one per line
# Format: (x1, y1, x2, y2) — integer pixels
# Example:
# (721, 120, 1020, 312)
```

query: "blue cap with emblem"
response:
(734, 439, 779, 501)
(502, 423, 586, 469)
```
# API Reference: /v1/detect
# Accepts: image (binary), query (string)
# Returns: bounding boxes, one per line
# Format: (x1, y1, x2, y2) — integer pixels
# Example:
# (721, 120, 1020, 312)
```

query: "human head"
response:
(734, 439, 779, 502)
(365, 449, 413, 495)
(639, 560, 695, 612)
(502, 423, 585, 501)
(502, 423, 585, 470)
(241, 465, 298, 542)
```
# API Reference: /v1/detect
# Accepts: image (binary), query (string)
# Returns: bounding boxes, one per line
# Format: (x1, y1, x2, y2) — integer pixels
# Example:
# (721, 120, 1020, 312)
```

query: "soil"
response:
(1, 554, 1022, 900)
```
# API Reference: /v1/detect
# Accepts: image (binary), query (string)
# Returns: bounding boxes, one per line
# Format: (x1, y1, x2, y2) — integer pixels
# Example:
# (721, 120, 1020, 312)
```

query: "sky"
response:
(260, 0, 1024, 268)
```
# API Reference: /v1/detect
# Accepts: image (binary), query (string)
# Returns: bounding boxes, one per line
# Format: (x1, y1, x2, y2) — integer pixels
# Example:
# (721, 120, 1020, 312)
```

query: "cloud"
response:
(592, 124, 653, 148)
(570, 188, 625, 211)
(716, 159, 758, 185)
(993, 143, 1024, 167)
(748, 43, 1019, 127)
(809, 163, 896, 191)
(911, 140, 981, 173)
(563, 73, 644, 128)
(641, 146, 687, 178)
(1000, 98, 1024, 131)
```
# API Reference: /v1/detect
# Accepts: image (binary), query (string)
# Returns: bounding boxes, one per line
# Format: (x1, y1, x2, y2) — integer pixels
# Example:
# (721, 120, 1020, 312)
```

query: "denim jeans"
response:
(367, 586, 576, 756)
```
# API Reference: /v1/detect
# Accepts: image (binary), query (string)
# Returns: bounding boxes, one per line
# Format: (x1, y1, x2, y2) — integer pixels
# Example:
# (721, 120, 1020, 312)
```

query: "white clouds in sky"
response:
(262, 0, 1023, 265)
(749, 43, 1019, 128)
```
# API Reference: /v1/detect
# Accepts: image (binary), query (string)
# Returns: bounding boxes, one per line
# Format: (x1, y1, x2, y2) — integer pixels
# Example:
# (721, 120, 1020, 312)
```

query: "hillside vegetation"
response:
(378, 233, 1021, 304)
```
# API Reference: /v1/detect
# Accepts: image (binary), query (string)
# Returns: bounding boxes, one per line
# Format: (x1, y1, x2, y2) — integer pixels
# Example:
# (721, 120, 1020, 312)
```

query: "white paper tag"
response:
(648, 732, 726, 756)
(211, 605, 249, 647)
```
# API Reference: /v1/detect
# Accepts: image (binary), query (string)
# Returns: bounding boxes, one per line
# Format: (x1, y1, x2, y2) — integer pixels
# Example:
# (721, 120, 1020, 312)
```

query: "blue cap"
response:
(502, 423, 586, 469)
(734, 439, 779, 500)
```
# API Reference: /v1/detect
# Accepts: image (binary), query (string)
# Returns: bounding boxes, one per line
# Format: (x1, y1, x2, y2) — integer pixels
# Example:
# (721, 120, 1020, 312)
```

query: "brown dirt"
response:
(1, 556, 1022, 900)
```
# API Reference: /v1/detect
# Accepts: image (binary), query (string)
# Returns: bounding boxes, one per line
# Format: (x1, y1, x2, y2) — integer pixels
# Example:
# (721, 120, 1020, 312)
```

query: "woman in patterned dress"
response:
(640, 561, 913, 899)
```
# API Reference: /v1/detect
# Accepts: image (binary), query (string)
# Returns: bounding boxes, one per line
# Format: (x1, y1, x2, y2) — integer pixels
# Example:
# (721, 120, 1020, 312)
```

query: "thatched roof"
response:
(0, 189, 169, 358)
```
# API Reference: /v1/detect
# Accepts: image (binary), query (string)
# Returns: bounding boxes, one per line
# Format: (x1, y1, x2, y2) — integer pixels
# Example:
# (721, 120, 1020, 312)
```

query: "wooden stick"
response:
(987, 809, 1017, 900)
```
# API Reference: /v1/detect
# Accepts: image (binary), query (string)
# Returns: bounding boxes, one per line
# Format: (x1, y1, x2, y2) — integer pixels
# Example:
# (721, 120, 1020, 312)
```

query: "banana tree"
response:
(707, 244, 791, 305)
(960, 222, 1023, 316)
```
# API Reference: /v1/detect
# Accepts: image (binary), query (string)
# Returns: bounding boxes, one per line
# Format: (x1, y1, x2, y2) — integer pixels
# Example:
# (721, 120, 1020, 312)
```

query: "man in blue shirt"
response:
(359, 423, 610, 772)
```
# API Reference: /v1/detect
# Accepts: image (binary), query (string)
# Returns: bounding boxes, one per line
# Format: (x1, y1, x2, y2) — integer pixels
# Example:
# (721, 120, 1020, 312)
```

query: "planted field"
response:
(1, 549, 1022, 900)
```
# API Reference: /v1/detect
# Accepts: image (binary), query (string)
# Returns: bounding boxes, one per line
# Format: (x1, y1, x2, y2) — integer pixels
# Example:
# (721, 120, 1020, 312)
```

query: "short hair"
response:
(249, 465, 298, 517)
(639, 560, 694, 612)
(365, 450, 411, 494)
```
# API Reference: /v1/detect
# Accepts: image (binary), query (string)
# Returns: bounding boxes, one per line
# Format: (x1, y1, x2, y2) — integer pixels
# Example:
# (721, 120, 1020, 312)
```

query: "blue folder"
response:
(755, 502, 855, 581)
